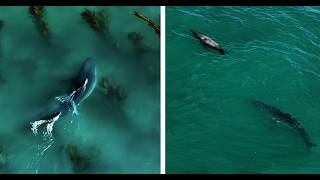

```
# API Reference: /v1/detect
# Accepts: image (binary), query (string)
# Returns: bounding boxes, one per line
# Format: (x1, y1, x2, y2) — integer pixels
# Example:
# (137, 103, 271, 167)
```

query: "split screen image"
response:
(0, 6, 320, 174)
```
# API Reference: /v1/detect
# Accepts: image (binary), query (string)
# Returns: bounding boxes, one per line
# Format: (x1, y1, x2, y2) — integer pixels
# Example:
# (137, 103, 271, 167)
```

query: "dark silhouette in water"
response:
(190, 29, 225, 55)
(30, 58, 97, 137)
(251, 100, 316, 148)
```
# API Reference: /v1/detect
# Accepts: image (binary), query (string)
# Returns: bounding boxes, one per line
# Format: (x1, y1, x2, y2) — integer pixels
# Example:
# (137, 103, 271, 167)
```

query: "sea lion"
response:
(190, 29, 225, 55)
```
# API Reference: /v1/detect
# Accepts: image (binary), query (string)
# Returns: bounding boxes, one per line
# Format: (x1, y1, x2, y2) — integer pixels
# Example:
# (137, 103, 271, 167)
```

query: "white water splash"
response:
(31, 79, 88, 138)
(27, 78, 88, 172)
(30, 120, 47, 135)
(39, 139, 54, 155)
(30, 112, 61, 139)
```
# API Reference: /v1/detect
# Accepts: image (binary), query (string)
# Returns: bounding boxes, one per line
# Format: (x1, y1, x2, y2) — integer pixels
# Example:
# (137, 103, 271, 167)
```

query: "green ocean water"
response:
(166, 6, 320, 174)
(0, 6, 160, 174)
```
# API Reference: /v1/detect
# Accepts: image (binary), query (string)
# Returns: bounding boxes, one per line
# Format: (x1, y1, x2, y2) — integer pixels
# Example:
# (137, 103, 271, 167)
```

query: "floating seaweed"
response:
(128, 32, 143, 44)
(29, 6, 45, 17)
(128, 31, 159, 55)
(114, 85, 127, 102)
(133, 11, 160, 36)
(128, 32, 149, 53)
(81, 8, 109, 40)
(28, 6, 51, 41)
(100, 76, 111, 91)
(98, 9, 108, 23)
(66, 144, 94, 173)
(99, 77, 127, 104)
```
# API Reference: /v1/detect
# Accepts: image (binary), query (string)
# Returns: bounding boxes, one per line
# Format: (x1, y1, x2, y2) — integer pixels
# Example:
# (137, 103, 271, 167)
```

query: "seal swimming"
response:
(251, 100, 316, 148)
(30, 57, 97, 137)
(190, 29, 225, 55)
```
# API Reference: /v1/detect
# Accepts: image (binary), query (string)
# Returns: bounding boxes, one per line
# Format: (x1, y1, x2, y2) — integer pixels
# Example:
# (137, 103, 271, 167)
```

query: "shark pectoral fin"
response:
(71, 100, 79, 116)
(55, 94, 73, 104)
(55, 87, 79, 104)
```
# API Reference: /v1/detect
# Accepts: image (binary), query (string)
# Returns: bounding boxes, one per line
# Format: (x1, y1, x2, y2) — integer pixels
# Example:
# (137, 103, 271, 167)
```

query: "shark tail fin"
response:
(70, 100, 79, 116)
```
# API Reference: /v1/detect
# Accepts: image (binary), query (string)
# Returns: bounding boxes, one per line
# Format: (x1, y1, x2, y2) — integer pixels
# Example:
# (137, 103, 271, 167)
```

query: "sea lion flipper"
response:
(218, 48, 225, 55)
(216, 46, 225, 55)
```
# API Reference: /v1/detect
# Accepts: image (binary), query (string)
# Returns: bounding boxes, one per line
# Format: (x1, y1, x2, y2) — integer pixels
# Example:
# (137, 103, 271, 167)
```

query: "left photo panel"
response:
(0, 6, 160, 174)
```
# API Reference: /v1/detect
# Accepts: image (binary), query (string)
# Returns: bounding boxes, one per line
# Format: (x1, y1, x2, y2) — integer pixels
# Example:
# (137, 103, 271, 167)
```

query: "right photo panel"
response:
(166, 6, 320, 173)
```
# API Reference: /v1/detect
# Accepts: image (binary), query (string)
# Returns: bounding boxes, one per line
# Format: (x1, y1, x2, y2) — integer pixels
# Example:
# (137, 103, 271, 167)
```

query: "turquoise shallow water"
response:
(166, 6, 320, 174)
(0, 6, 160, 174)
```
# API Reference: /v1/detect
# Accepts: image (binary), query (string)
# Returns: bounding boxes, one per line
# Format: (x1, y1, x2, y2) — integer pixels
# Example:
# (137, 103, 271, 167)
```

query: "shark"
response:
(251, 100, 316, 148)
(30, 57, 97, 137)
